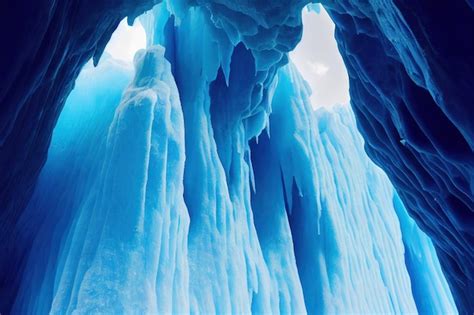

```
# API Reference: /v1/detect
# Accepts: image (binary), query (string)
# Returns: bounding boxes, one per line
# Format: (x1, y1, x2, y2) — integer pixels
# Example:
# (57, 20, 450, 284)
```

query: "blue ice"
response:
(13, 3, 456, 314)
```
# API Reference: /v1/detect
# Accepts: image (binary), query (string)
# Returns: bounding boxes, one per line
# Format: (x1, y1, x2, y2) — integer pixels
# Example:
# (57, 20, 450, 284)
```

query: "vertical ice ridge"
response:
(250, 62, 456, 314)
(142, 5, 277, 313)
(13, 47, 190, 314)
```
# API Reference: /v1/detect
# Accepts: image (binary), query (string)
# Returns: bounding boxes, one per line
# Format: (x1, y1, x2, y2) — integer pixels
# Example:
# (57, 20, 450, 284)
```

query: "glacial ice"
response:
(1, 0, 473, 312)
(11, 3, 457, 312)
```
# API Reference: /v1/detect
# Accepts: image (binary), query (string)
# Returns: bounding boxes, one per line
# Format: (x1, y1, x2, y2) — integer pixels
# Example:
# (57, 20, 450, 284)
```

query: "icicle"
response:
(248, 149, 256, 194)
(93, 33, 110, 67)
(265, 114, 271, 139)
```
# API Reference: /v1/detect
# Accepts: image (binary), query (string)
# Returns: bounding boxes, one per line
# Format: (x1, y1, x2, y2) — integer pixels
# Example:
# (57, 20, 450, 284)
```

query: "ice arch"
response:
(0, 0, 473, 313)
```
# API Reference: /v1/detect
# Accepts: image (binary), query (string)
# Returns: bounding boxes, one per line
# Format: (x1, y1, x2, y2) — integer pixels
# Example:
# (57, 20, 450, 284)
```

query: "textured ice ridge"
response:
(13, 40, 455, 313)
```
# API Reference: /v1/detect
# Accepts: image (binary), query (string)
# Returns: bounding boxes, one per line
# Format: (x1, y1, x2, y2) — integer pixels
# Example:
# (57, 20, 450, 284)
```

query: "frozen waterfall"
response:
(12, 3, 456, 314)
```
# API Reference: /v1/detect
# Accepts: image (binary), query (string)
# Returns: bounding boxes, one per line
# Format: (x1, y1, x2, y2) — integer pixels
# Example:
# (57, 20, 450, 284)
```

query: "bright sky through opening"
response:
(290, 6, 350, 109)
(104, 19, 146, 62)
(104, 7, 349, 109)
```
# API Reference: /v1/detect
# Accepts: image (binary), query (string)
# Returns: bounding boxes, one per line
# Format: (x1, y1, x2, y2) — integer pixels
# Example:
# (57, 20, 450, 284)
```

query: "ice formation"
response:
(1, 0, 473, 313)
(9, 3, 457, 312)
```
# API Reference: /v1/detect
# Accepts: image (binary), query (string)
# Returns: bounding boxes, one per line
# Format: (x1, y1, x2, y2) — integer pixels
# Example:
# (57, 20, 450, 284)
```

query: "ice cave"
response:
(0, 0, 473, 314)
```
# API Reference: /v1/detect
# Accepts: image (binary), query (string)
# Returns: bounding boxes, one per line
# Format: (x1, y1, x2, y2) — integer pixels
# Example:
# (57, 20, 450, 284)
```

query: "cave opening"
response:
(2, 2, 462, 314)
(290, 6, 349, 109)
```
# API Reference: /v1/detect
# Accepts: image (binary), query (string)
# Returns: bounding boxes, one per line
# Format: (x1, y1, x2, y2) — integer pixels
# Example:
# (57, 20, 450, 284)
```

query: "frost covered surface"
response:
(13, 5, 456, 309)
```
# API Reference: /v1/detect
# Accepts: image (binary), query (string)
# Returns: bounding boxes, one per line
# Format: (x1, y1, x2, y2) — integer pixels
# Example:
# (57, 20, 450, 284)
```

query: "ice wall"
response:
(13, 48, 190, 314)
(251, 63, 455, 314)
(12, 4, 456, 310)
(1, 0, 473, 312)
(323, 2, 474, 311)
